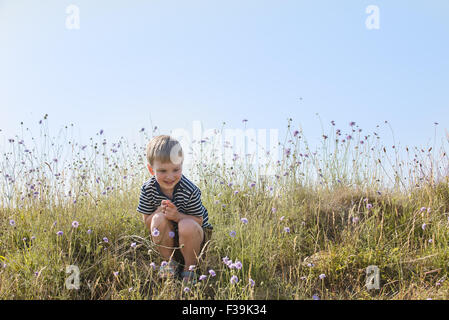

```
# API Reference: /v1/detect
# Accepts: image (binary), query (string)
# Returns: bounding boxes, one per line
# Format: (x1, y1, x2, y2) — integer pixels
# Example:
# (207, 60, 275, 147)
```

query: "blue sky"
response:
(1, 0, 448, 156)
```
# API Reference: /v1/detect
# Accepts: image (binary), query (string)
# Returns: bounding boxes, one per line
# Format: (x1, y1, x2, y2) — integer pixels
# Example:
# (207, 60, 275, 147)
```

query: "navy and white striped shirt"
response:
(137, 174, 212, 229)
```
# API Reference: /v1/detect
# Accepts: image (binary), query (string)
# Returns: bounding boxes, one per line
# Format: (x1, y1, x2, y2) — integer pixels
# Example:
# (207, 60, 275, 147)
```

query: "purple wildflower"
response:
(229, 230, 236, 238)
(103, 237, 109, 243)
(209, 269, 216, 277)
(230, 275, 239, 284)
(130, 242, 137, 248)
(56, 231, 63, 236)
(319, 273, 326, 280)
(240, 218, 248, 224)
(152, 228, 160, 237)
(249, 278, 255, 287)
(168, 231, 175, 238)
(71, 221, 79, 228)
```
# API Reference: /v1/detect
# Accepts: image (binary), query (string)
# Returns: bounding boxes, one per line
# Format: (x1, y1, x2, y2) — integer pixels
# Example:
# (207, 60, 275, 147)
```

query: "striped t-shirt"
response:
(137, 174, 212, 229)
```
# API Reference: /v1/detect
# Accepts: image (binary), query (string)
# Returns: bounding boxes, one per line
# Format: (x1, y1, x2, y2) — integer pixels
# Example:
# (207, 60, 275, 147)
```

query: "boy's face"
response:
(147, 160, 183, 191)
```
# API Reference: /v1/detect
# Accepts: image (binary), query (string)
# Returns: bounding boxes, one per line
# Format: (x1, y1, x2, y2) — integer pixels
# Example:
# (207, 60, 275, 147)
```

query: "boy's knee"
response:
(178, 218, 203, 239)
(150, 212, 170, 229)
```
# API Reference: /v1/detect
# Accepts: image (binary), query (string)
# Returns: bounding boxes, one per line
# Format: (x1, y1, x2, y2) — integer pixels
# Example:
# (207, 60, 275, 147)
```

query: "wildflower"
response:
(366, 203, 373, 210)
(240, 218, 248, 224)
(230, 275, 239, 284)
(222, 256, 230, 264)
(352, 217, 359, 223)
(349, 121, 356, 127)
(421, 223, 427, 230)
(307, 263, 314, 267)
(319, 273, 326, 280)
(103, 237, 109, 243)
(168, 231, 175, 238)
(249, 278, 255, 287)
(150, 262, 156, 270)
(420, 207, 427, 212)
(280, 216, 285, 221)
(31, 236, 36, 240)
(234, 261, 243, 270)
(9, 219, 15, 226)
(71, 221, 79, 228)
(312, 294, 320, 300)
(429, 239, 433, 243)
(242, 119, 248, 123)
(87, 229, 92, 234)
(189, 265, 196, 271)
(250, 182, 256, 188)
(199, 275, 207, 281)
(184, 287, 190, 293)
(234, 190, 239, 195)
(209, 269, 216, 277)
(161, 261, 168, 267)
(130, 242, 137, 248)
(113, 271, 119, 276)
(284, 227, 291, 233)
(229, 230, 236, 238)
(152, 228, 160, 237)
(99, 129, 104, 135)
(272, 207, 277, 213)
(34, 271, 39, 277)
(56, 231, 63, 236)
(300, 276, 307, 280)
(293, 130, 300, 137)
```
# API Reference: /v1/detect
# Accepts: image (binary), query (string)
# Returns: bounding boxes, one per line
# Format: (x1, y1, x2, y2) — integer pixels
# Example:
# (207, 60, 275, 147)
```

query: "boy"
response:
(136, 135, 212, 282)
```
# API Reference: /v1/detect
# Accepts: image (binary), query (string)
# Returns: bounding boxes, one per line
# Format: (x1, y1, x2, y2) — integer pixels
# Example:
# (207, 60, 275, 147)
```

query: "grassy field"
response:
(1, 118, 449, 300)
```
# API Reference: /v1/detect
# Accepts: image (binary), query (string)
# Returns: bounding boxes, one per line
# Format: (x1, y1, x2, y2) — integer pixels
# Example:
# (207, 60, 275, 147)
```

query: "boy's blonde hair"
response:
(146, 135, 184, 166)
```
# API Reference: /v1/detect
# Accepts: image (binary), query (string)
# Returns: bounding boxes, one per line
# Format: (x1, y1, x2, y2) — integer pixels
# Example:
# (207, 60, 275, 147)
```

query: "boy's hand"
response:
(161, 200, 180, 222)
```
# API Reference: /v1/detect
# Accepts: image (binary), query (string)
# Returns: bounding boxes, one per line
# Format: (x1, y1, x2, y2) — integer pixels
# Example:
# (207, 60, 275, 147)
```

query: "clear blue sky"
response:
(1, 0, 448, 154)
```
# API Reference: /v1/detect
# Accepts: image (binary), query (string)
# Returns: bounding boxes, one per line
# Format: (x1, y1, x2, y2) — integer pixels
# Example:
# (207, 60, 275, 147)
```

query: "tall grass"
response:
(1, 117, 448, 300)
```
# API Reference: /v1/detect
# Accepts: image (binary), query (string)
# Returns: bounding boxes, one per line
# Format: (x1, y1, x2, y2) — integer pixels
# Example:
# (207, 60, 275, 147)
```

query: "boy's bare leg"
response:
(178, 218, 204, 271)
(144, 212, 175, 260)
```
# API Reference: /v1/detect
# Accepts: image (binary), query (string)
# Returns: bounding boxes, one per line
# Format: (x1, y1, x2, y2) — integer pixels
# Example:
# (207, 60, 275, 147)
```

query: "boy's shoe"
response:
(158, 260, 179, 279)
(180, 270, 198, 284)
